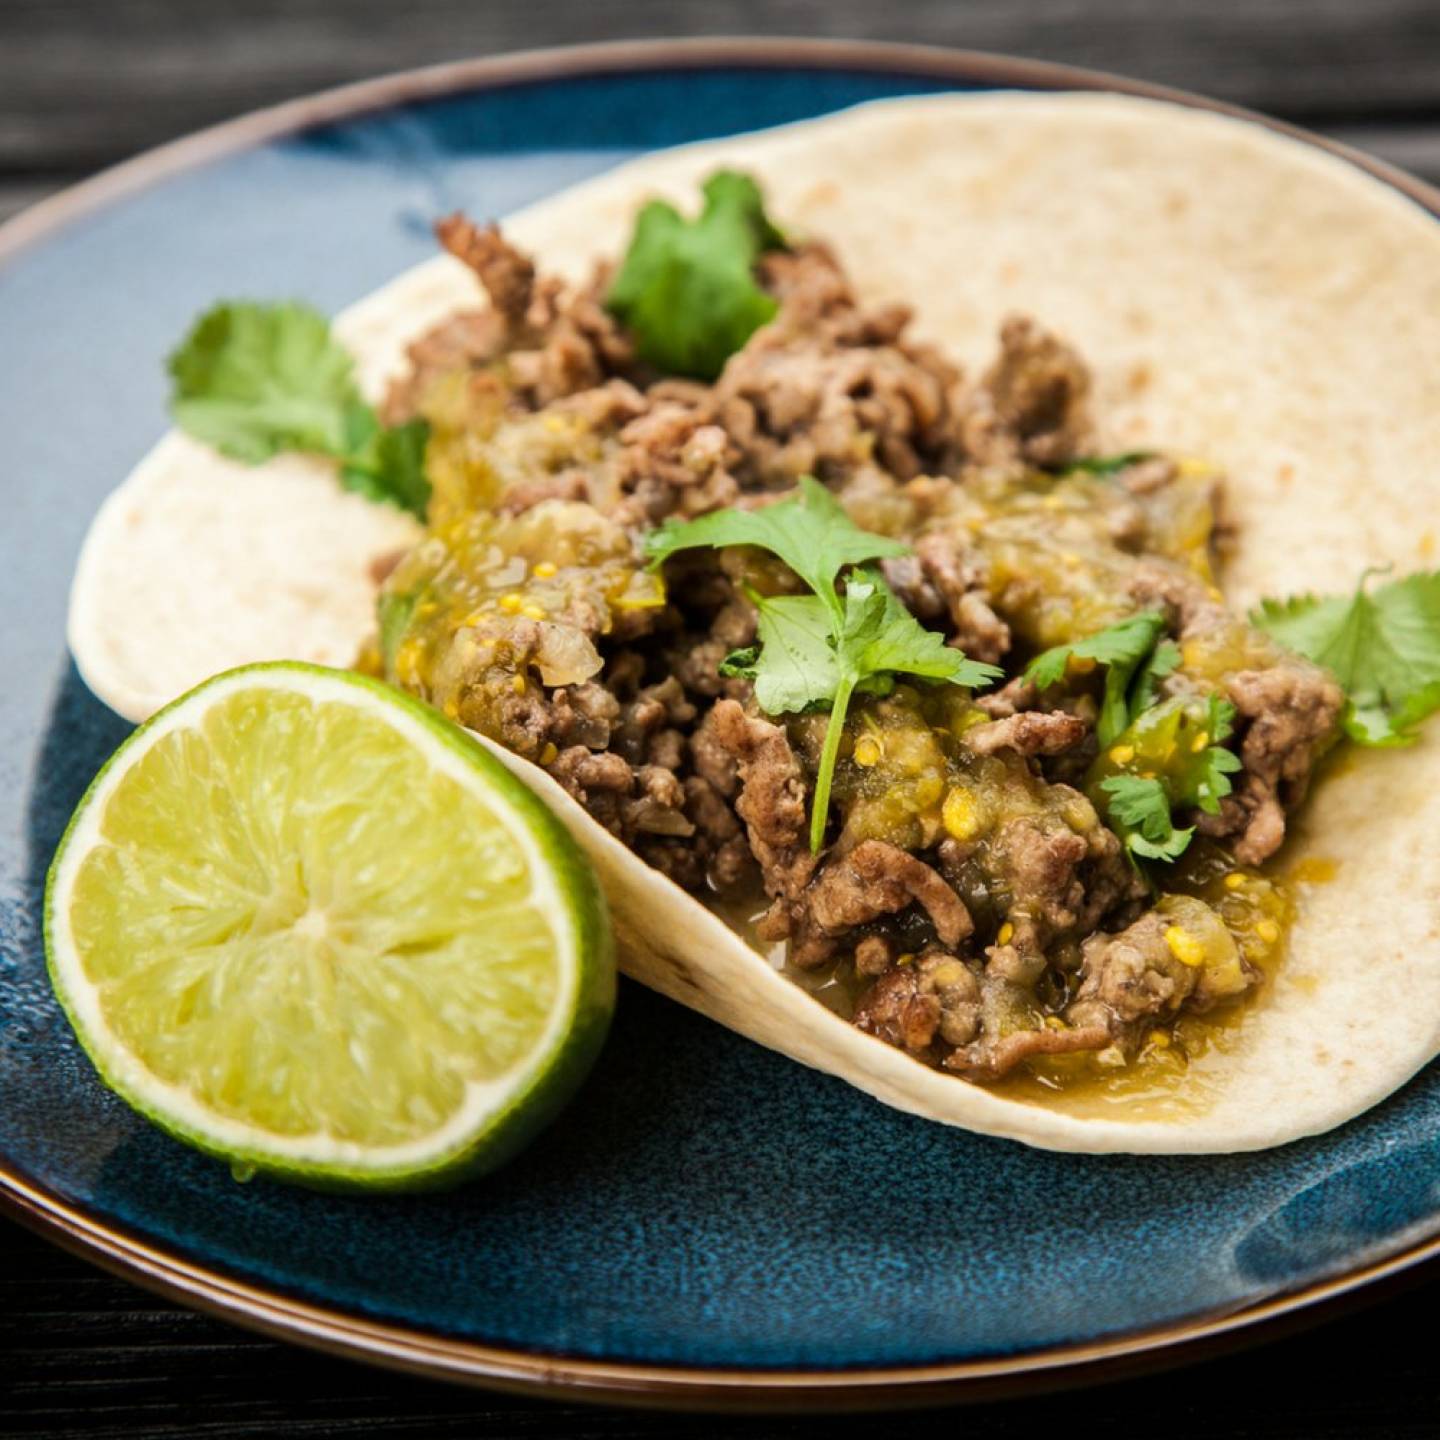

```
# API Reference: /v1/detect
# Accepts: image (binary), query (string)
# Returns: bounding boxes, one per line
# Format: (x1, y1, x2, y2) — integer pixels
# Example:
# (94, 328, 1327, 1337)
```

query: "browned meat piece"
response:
(973, 674, 1040, 719)
(1232, 664, 1342, 814)
(436, 214, 535, 323)
(962, 710, 1088, 757)
(919, 952, 984, 1047)
(969, 809, 1144, 954)
(989, 816, 1083, 952)
(623, 765, 694, 837)
(1198, 792, 1286, 867)
(856, 941, 1112, 1079)
(878, 552, 947, 624)
(772, 841, 972, 968)
(382, 311, 510, 423)
(690, 704, 741, 797)
(1067, 912, 1199, 1030)
(960, 316, 1092, 468)
(730, 342, 953, 482)
(613, 677, 696, 764)
(547, 746, 634, 832)
(756, 243, 857, 326)
(552, 377, 648, 431)
(887, 529, 1013, 662)
(708, 700, 817, 900)
(616, 402, 740, 523)
(491, 685, 554, 760)
(633, 837, 705, 891)
(944, 1021, 1112, 1080)
(1127, 560, 1232, 641)
(853, 935, 894, 977)
(497, 469, 590, 516)
(854, 951, 983, 1057)
(506, 324, 607, 409)
(683, 776, 752, 890)
(387, 220, 636, 421)
(669, 595, 758, 699)
(549, 746, 695, 849)
(647, 729, 686, 771)
(459, 618, 614, 757)
(546, 683, 620, 750)
(853, 967, 940, 1056)
(810, 842, 972, 947)
(561, 273, 637, 375)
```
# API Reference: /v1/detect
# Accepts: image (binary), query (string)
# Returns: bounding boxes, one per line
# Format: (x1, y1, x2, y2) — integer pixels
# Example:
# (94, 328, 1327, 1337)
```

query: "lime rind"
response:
(44, 661, 614, 1191)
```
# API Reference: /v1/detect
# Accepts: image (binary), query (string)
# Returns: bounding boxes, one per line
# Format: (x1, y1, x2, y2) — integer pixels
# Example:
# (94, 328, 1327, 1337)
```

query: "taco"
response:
(69, 93, 1440, 1152)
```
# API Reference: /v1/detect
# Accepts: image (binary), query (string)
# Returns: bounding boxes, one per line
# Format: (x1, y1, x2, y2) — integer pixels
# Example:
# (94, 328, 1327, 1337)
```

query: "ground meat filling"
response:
(375, 214, 1342, 1087)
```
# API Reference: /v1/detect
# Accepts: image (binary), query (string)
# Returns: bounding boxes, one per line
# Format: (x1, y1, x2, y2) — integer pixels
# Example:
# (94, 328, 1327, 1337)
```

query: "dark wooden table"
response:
(5, 3, 1440, 1435)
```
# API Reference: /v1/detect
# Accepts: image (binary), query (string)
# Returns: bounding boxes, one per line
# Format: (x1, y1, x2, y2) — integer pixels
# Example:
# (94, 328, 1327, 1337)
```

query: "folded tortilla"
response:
(69, 92, 1440, 1152)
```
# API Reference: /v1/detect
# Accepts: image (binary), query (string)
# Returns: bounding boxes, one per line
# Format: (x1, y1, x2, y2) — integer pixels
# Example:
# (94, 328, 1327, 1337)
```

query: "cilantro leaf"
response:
(1098, 666, 1136, 751)
(168, 301, 431, 518)
(1025, 611, 1168, 745)
(376, 586, 420, 674)
(1062, 452, 1155, 477)
(340, 412, 431, 516)
(1088, 692, 1239, 864)
(733, 593, 839, 715)
(169, 302, 359, 462)
(1346, 683, 1440, 745)
(1099, 774, 1194, 861)
(646, 476, 908, 626)
(1186, 693, 1242, 815)
(1130, 638, 1181, 716)
(1251, 570, 1440, 746)
(718, 646, 759, 679)
(606, 170, 785, 381)
(1026, 611, 1166, 691)
(841, 571, 1002, 692)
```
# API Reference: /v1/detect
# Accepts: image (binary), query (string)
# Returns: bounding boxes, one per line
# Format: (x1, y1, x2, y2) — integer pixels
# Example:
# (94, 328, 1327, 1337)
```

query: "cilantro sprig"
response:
(1130, 638, 1182, 716)
(1034, 612, 1240, 866)
(1025, 610, 1169, 746)
(648, 479, 1001, 851)
(1094, 693, 1241, 864)
(1251, 569, 1440, 746)
(168, 301, 430, 518)
(606, 171, 785, 381)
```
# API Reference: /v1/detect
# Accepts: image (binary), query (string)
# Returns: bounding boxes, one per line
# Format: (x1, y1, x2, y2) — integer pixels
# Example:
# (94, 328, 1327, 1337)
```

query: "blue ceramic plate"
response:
(4, 39, 1440, 1408)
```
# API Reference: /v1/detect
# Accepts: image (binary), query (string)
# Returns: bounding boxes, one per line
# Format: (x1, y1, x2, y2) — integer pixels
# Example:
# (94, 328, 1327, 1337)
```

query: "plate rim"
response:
(6, 32, 1440, 1410)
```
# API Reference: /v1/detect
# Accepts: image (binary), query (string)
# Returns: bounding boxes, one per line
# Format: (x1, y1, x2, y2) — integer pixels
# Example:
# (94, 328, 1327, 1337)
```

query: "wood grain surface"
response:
(2, 0, 1440, 216)
(4, 4, 1440, 1436)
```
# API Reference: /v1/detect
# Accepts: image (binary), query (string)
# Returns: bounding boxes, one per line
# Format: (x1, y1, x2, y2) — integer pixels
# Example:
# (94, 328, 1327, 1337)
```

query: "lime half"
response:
(45, 662, 613, 1190)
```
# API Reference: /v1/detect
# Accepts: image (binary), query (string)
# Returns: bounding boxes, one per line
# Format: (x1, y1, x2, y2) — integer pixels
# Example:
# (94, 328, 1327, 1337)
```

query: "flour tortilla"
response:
(69, 92, 1440, 1152)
